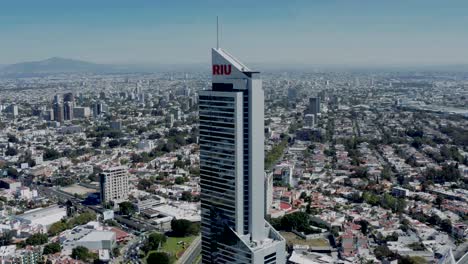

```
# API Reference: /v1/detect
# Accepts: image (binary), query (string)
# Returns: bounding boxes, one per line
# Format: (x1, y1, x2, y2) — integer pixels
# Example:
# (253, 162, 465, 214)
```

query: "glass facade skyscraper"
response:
(199, 48, 286, 264)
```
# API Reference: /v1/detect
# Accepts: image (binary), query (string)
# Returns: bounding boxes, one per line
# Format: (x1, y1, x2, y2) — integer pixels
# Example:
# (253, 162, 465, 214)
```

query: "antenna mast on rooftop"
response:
(216, 16, 220, 49)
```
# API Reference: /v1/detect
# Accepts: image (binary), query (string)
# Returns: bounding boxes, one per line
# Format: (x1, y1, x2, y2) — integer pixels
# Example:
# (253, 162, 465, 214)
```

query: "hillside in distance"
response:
(0, 57, 112, 75)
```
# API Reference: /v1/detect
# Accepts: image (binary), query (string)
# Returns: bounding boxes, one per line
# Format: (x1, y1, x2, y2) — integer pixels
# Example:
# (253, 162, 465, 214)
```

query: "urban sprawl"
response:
(0, 53, 467, 264)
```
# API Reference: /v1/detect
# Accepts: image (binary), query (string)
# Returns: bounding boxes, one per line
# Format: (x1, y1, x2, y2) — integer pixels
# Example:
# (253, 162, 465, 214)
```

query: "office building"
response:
(307, 97, 320, 116)
(198, 48, 286, 264)
(99, 166, 129, 204)
(63, 93, 75, 121)
(93, 102, 108, 117)
(74, 107, 91, 118)
(53, 102, 64, 123)
(110, 120, 122, 130)
(64, 101, 74, 120)
(0, 178, 21, 190)
(63, 92, 75, 104)
(44, 109, 54, 121)
(304, 114, 315, 128)
(6, 104, 18, 117)
(166, 114, 174, 128)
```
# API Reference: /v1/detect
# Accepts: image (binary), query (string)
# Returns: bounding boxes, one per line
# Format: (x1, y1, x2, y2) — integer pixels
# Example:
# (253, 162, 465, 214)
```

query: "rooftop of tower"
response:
(213, 48, 252, 73)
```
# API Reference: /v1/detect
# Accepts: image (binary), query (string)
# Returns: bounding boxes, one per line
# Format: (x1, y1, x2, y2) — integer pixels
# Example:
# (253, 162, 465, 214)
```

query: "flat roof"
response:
(17, 205, 66, 220)
(81, 231, 115, 242)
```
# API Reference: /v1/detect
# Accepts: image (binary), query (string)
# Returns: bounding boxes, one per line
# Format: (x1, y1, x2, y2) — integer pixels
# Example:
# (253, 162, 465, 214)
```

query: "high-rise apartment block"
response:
(199, 48, 286, 264)
(99, 166, 129, 204)
(304, 114, 315, 128)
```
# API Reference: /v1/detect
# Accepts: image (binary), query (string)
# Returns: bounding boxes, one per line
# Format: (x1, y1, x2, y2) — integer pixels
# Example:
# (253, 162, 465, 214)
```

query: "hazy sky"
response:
(1, 0, 468, 66)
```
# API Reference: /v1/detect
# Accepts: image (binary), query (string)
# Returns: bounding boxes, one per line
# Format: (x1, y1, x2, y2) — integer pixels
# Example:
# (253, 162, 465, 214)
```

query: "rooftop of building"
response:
(16, 205, 66, 221)
(213, 48, 251, 72)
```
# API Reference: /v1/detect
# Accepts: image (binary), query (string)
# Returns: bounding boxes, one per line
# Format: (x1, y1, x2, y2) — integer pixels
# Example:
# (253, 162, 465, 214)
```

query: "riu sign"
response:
(212, 64, 232, 75)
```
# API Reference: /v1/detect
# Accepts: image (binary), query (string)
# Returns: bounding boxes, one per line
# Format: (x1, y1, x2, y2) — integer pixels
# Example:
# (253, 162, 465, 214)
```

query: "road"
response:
(115, 234, 146, 264)
(454, 241, 468, 261)
(177, 236, 201, 264)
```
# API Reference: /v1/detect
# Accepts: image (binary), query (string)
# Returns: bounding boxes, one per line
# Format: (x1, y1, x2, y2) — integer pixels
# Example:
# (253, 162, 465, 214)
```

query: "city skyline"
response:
(0, 2, 467, 263)
(2, 0, 468, 66)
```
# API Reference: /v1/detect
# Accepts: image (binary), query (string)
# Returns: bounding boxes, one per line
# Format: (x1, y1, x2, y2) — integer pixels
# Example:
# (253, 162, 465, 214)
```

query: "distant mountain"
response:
(0, 57, 114, 75)
(2, 57, 467, 77)
(0, 58, 210, 77)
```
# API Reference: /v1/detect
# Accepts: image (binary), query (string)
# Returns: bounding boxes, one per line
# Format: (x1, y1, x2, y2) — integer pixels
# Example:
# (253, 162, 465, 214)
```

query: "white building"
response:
(137, 140, 154, 151)
(15, 205, 67, 230)
(60, 222, 116, 251)
(304, 114, 315, 128)
(99, 166, 129, 204)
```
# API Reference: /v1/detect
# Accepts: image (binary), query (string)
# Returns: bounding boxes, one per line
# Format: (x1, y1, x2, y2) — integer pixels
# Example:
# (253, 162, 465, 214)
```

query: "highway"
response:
(177, 236, 201, 264)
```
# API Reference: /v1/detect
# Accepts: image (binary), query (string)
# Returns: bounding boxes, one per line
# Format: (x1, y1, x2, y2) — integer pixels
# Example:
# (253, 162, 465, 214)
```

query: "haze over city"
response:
(2, 0, 468, 66)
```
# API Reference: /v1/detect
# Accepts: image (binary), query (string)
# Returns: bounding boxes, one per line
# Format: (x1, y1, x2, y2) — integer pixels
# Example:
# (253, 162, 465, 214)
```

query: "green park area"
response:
(143, 219, 200, 264)
(161, 235, 196, 259)
(280, 231, 329, 247)
(144, 235, 196, 264)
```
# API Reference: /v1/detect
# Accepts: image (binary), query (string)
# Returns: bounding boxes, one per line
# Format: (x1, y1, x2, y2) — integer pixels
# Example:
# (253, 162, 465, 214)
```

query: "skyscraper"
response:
(63, 92, 74, 104)
(63, 101, 74, 120)
(53, 102, 64, 123)
(199, 48, 286, 264)
(307, 97, 320, 115)
(63, 93, 75, 120)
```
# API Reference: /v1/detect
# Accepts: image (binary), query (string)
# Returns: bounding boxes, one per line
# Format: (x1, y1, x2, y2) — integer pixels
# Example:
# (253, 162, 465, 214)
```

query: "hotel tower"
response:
(199, 48, 286, 264)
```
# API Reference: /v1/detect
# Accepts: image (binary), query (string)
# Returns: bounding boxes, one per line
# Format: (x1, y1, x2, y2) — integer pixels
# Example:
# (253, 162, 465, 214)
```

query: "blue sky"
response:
(1, 0, 468, 65)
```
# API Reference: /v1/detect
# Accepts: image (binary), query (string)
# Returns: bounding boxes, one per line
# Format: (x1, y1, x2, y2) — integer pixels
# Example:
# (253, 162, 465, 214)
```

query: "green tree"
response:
(362, 192, 380, 206)
(181, 191, 193, 202)
(5, 147, 18, 156)
(174, 176, 186, 185)
(374, 245, 396, 260)
(48, 221, 69, 236)
(108, 140, 120, 148)
(92, 139, 101, 148)
(43, 148, 60, 160)
(440, 219, 452, 233)
(0, 231, 13, 246)
(299, 192, 307, 200)
(408, 242, 425, 251)
(7, 134, 18, 143)
(146, 252, 171, 264)
(399, 256, 427, 264)
(359, 220, 369, 235)
(68, 212, 96, 227)
(43, 242, 61, 255)
(6, 167, 18, 177)
(71, 246, 90, 261)
(119, 201, 136, 216)
(381, 166, 392, 181)
(435, 196, 443, 208)
(279, 212, 310, 232)
(144, 232, 167, 252)
(171, 219, 199, 237)
(138, 178, 153, 190)
(25, 233, 48, 245)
